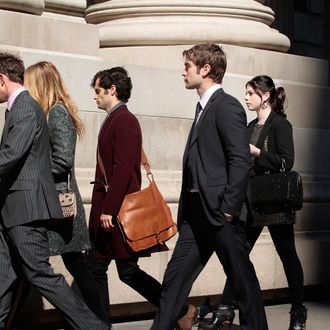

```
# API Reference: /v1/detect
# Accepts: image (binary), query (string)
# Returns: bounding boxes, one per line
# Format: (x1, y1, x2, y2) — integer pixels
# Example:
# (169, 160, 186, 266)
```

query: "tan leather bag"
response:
(97, 148, 177, 252)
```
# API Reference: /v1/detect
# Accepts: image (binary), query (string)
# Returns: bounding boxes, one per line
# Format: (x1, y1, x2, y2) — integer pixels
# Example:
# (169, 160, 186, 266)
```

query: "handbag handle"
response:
(67, 171, 72, 191)
(96, 147, 152, 192)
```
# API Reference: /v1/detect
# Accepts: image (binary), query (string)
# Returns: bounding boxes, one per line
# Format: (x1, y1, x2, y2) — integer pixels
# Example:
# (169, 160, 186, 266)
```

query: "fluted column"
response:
(0, 0, 44, 15)
(85, 0, 290, 52)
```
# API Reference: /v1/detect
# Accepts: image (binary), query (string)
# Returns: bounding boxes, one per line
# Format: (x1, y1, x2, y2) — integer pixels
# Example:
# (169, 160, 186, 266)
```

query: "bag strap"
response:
(141, 148, 151, 176)
(97, 146, 109, 191)
(67, 171, 72, 191)
(97, 147, 152, 191)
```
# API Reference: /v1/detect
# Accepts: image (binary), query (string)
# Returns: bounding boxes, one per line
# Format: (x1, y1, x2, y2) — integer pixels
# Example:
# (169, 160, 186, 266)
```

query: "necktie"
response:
(5, 108, 9, 120)
(194, 102, 203, 125)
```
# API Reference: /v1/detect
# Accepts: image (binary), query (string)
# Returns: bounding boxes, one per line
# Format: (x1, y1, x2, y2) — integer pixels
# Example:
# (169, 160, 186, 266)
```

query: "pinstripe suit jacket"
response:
(0, 90, 63, 228)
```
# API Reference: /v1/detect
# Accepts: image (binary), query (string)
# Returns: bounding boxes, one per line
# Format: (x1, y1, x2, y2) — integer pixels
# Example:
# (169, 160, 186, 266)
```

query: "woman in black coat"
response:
(199, 76, 306, 330)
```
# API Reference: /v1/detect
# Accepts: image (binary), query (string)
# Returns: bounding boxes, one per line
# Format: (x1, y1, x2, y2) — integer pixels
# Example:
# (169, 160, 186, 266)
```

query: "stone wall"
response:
(0, 0, 329, 325)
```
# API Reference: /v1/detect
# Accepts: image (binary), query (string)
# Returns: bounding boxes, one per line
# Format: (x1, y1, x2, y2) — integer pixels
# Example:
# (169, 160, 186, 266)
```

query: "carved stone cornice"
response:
(85, 0, 290, 52)
(0, 0, 44, 15)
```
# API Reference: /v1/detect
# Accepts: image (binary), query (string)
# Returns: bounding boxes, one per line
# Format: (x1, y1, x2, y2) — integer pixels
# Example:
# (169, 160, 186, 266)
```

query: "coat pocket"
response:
(207, 174, 227, 187)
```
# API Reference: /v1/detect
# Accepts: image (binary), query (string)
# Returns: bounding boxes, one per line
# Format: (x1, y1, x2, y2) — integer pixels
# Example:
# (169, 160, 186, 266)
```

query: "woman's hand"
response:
(100, 214, 115, 231)
(249, 144, 261, 157)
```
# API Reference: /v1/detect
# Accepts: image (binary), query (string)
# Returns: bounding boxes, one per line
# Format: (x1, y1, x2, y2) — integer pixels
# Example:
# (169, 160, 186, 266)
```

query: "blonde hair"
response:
(24, 61, 84, 138)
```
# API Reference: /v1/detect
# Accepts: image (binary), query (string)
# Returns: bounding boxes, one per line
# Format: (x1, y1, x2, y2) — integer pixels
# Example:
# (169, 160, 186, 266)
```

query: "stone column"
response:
(0, 0, 44, 15)
(86, 0, 290, 52)
(44, 0, 86, 17)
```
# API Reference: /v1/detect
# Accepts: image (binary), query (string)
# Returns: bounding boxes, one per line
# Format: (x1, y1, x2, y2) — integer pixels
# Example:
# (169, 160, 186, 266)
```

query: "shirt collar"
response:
(199, 84, 222, 109)
(109, 101, 125, 115)
(7, 87, 26, 111)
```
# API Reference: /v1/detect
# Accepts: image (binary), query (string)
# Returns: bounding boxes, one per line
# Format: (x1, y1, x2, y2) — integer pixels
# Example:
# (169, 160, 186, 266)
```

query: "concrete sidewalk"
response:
(112, 301, 330, 330)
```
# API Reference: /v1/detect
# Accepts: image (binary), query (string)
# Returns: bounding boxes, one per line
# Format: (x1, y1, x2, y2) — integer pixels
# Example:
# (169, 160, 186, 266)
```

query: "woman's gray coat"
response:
(47, 103, 90, 255)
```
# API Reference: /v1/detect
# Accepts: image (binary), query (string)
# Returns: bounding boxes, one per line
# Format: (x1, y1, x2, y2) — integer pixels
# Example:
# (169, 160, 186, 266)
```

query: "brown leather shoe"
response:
(177, 304, 199, 330)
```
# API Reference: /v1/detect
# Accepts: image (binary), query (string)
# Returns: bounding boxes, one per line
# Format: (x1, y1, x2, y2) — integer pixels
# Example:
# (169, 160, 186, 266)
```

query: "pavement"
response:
(111, 301, 330, 330)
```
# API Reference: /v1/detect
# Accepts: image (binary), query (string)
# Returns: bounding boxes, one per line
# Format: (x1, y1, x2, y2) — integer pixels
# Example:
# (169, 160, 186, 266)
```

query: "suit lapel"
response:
(1, 92, 29, 148)
(188, 88, 223, 147)
(183, 89, 223, 166)
(182, 122, 194, 166)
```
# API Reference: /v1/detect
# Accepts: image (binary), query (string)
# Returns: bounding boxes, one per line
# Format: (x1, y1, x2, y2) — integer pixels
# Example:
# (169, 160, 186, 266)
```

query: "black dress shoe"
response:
(197, 298, 213, 323)
(289, 305, 307, 330)
(198, 304, 235, 330)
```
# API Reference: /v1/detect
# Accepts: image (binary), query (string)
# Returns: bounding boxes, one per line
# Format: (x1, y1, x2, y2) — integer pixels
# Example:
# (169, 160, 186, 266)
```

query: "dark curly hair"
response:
(91, 67, 132, 103)
(0, 52, 24, 84)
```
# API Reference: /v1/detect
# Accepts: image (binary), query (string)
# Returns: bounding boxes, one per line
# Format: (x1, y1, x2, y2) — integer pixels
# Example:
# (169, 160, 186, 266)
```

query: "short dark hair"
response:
(91, 67, 132, 103)
(183, 43, 227, 84)
(0, 52, 25, 84)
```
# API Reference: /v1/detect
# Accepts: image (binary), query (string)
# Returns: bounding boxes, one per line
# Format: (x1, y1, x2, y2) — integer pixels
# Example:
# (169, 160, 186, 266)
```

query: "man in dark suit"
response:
(151, 44, 268, 330)
(0, 52, 108, 329)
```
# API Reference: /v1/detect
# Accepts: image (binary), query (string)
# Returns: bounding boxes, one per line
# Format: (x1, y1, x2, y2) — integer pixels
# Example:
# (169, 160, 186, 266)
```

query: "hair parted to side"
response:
(24, 61, 84, 138)
(0, 52, 25, 84)
(246, 75, 287, 118)
(183, 43, 227, 84)
(91, 67, 132, 103)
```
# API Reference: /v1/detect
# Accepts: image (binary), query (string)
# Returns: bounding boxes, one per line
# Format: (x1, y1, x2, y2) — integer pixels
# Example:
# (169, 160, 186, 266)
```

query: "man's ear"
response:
(201, 64, 211, 78)
(110, 85, 117, 96)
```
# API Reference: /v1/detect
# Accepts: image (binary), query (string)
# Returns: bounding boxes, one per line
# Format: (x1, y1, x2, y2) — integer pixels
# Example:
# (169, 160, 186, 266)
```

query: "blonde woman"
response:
(23, 61, 106, 323)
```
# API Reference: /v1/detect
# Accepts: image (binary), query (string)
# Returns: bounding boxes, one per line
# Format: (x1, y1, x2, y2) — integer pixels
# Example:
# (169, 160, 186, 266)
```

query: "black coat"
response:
(250, 111, 294, 174)
(248, 110, 296, 226)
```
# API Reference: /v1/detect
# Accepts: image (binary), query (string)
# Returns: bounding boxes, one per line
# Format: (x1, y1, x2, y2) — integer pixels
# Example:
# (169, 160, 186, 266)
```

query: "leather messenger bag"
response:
(98, 148, 177, 252)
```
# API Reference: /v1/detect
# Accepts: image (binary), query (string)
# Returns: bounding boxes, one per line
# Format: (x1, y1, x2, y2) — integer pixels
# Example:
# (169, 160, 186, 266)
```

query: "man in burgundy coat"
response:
(89, 67, 166, 328)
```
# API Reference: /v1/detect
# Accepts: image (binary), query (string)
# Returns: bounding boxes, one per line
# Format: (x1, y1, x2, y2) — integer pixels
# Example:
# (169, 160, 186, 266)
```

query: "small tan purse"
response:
(58, 173, 77, 219)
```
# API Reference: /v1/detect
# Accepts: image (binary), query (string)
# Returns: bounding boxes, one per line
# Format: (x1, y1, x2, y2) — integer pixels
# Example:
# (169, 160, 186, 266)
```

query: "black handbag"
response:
(250, 160, 303, 215)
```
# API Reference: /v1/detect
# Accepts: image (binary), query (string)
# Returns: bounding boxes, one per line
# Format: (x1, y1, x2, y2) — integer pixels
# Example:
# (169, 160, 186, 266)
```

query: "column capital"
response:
(0, 0, 44, 15)
(86, 0, 290, 52)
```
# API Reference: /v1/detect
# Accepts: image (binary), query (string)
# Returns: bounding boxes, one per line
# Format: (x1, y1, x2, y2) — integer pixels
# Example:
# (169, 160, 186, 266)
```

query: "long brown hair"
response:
(24, 61, 84, 138)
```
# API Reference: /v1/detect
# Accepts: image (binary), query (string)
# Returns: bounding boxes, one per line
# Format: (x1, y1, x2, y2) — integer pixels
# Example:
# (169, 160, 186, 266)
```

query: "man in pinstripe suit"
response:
(0, 53, 109, 329)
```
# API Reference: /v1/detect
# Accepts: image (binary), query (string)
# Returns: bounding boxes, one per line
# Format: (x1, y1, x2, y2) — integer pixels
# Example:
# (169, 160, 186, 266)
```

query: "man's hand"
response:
(100, 214, 115, 231)
(224, 213, 233, 222)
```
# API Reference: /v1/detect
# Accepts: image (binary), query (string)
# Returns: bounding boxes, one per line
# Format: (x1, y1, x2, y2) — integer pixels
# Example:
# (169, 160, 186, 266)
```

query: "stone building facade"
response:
(0, 0, 329, 326)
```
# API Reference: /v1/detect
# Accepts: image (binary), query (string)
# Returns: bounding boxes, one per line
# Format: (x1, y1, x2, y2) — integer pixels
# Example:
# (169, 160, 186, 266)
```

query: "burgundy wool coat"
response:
(89, 104, 167, 259)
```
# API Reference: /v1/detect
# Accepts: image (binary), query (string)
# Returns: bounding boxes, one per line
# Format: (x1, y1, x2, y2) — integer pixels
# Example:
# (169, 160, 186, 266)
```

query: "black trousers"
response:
(151, 193, 268, 330)
(221, 222, 304, 307)
(91, 256, 162, 326)
(61, 252, 108, 323)
(0, 221, 108, 330)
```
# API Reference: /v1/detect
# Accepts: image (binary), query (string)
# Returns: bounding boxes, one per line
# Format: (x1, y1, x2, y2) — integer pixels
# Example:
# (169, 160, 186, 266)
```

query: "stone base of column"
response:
(0, 9, 99, 55)
(0, 0, 44, 15)
(86, 0, 290, 52)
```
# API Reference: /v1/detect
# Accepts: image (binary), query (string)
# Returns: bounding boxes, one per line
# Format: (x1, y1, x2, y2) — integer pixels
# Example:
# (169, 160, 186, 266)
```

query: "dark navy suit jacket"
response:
(178, 88, 251, 227)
